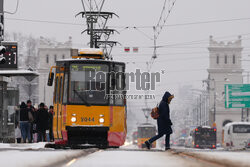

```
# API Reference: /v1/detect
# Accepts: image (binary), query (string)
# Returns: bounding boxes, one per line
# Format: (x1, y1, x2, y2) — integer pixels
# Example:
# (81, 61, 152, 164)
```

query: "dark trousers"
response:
(148, 132, 170, 148)
(38, 131, 46, 142)
(30, 123, 33, 142)
(20, 122, 31, 143)
(49, 128, 54, 141)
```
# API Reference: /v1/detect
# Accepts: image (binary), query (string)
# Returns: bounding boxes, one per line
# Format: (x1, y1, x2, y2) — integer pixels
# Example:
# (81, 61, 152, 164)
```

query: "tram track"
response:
(170, 149, 245, 167)
(44, 148, 98, 167)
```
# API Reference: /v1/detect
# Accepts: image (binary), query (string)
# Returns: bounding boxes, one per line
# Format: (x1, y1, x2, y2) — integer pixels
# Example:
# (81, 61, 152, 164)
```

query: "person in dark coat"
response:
(48, 106, 54, 142)
(145, 91, 174, 150)
(26, 100, 36, 142)
(19, 102, 32, 143)
(36, 103, 49, 142)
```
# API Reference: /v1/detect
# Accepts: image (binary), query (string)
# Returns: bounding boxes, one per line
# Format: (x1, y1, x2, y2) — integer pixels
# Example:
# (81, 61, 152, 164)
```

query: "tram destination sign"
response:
(225, 84, 250, 108)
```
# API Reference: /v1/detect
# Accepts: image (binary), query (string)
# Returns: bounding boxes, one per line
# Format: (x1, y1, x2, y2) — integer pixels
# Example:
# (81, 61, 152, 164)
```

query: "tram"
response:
(47, 48, 127, 148)
(137, 123, 156, 148)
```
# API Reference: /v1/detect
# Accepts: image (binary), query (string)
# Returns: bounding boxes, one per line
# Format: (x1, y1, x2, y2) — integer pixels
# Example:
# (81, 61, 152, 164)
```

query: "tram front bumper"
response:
(66, 126, 109, 146)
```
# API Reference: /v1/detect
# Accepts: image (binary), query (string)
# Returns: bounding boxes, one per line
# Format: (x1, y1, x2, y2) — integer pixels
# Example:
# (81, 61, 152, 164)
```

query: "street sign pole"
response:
(247, 108, 249, 122)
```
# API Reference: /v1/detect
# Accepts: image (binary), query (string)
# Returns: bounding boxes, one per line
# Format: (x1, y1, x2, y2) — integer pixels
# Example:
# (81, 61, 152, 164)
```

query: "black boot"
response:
(144, 141, 151, 149)
(165, 147, 171, 151)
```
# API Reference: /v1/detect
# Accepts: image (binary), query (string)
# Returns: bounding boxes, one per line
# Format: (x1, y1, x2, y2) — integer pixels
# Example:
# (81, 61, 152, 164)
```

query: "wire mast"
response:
(78, 0, 119, 59)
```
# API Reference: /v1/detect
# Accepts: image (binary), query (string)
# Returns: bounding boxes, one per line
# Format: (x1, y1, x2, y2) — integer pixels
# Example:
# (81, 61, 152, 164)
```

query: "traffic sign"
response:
(225, 84, 250, 108)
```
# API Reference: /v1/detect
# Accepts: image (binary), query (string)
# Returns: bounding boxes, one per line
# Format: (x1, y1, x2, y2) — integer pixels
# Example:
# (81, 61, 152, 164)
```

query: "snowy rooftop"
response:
(0, 70, 39, 77)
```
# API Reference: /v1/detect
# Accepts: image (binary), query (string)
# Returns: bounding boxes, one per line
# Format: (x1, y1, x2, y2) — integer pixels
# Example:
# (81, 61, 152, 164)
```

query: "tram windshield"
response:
(138, 126, 156, 138)
(69, 63, 109, 105)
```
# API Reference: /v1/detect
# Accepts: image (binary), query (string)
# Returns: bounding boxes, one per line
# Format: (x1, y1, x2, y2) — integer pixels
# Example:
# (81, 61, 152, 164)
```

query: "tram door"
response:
(54, 73, 64, 139)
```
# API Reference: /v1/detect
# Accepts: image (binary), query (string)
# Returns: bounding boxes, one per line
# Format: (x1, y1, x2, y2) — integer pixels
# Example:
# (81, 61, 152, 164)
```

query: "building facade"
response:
(207, 36, 243, 143)
(38, 36, 72, 106)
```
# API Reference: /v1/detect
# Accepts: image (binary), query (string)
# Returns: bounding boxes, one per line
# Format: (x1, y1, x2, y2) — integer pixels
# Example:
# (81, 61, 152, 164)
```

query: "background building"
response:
(38, 36, 73, 106)
(207, 36, 243, 143)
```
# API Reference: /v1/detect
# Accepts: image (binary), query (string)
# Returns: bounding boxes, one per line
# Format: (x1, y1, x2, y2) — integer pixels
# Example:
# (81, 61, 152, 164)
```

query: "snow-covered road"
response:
(0, 143, 96, 167)
(64, 149, 207, 167)
(1, 143, 250, 167)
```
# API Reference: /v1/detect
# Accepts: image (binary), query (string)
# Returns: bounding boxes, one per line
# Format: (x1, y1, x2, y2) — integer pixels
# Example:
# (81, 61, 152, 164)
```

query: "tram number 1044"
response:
(81, 117, 95, 122)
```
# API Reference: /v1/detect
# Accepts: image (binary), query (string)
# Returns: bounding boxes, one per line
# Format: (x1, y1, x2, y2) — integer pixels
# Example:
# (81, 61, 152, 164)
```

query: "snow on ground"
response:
(69, 150, 202, 167)
(192, 151, 250, 167)
(0, 142, 91, 167)
(0, 142, 49, 150)
(0, 150, 85, 167)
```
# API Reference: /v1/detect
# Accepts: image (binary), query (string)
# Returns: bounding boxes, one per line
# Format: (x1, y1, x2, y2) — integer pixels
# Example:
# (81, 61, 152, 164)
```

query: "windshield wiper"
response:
(73, 89, 91, 107)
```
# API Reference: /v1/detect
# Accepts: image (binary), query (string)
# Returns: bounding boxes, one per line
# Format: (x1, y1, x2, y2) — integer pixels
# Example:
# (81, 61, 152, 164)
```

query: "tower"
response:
(207, 36, 243, 143)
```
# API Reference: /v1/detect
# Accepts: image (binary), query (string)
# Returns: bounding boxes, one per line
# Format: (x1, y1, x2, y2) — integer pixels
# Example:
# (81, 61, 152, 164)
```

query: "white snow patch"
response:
(0, 150, 84, 167)
(196, 151, 250, 167)
(0, 142, 48, 150)
(71, 150, 201, 167)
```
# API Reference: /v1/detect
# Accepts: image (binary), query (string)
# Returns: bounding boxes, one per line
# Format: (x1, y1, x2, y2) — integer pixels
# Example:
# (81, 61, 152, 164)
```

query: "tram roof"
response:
(56, 58, 125, 64)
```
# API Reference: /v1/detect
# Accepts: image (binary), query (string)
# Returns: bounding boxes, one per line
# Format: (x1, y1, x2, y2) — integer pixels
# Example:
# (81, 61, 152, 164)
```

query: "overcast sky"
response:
(4, 0, 250, 115)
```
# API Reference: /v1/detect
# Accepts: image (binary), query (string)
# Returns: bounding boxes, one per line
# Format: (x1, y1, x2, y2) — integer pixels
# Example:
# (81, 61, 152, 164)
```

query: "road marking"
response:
(66, 159, 77, 166)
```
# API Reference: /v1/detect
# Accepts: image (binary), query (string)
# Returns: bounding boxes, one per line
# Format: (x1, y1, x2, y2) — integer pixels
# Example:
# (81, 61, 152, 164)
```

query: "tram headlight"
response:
(71, 117, 77, 122)
(99, 118, 104, 123)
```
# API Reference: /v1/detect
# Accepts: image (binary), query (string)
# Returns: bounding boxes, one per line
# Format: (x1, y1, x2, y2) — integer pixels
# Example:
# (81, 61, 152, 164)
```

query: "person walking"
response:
(27, 100, 35, 142)
(145, 91, 174, 150)
(48, 106, 54, 142)
(36, 103, 49, 142)
(19, 102, 32, 143)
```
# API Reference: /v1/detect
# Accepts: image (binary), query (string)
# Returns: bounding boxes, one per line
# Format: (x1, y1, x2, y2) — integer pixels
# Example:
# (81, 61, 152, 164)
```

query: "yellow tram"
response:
(47, 48, 127, 147)
(137, 123, 156, 148)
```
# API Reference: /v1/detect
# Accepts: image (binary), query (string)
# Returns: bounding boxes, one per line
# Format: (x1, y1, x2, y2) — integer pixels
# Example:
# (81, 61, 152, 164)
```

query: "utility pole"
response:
(0, 0, 3, 42)
(78, 0, 119, 59)
(0, 0, 4, 142)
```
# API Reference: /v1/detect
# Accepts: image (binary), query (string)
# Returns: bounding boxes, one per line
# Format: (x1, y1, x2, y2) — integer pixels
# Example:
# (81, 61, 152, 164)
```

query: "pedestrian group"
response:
(15, 100, 54, 143)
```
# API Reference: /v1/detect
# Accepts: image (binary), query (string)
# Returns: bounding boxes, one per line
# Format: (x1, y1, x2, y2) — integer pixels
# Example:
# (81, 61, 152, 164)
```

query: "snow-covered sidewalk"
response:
(0, 142, 49, 150)
(0, 143, 96, 167)
(177, 149, 250, 167)
(0, 150, 86, 167)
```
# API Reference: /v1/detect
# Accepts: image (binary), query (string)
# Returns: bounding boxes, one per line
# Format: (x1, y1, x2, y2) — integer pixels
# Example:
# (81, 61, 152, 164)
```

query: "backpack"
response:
(151, 104, 159, 119)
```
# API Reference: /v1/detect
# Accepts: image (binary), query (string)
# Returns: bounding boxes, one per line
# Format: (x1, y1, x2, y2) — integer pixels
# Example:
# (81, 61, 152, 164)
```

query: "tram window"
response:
(233, 124, 250, 133)
(114, 64, 125, 106)
(54, 77, 59, 103)
(69, 64, 109, 105)
(63, 73, 68, 104)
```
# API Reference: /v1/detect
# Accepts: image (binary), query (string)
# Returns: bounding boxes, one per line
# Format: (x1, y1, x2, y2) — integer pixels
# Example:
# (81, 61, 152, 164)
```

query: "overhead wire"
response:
(155, 0, 177, 39)
(4, 0, 19, 14)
